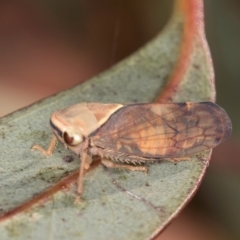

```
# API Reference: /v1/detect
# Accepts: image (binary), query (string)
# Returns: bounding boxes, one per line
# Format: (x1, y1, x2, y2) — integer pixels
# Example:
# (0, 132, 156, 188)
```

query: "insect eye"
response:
(63, 129, 85, 146)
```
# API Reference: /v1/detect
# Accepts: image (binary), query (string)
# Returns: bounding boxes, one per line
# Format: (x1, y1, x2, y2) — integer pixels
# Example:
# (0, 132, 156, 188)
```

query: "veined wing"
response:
(91, 102, 232, 158)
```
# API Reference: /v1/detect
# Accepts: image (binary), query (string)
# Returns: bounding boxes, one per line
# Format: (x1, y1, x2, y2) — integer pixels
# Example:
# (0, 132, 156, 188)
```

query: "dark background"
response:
(0, 0, 239, 239)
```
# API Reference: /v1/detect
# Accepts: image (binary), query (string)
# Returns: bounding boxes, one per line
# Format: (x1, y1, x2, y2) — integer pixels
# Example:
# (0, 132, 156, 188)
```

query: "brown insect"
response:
(32, 102, 232, 198)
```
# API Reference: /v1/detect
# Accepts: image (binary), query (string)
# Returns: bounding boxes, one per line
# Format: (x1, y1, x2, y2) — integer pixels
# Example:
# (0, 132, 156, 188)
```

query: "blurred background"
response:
(0, 0, 239, 239)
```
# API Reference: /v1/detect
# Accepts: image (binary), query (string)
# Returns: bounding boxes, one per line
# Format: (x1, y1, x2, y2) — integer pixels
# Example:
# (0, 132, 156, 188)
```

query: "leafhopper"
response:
(32, 102, 232, 198)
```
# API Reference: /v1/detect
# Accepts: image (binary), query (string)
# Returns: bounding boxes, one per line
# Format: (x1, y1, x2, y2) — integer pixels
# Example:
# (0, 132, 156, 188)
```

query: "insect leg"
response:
(31, 135, 57, 156)
(77, 151, 87, 197)
(101, 159, 148, 174)
(83, 153, 93, 170)
(164, 156, 191, 162)
(75, 141, 93, 202)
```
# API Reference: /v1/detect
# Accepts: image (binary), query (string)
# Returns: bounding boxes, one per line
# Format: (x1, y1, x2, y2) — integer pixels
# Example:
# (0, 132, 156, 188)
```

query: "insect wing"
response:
(91, 102, 232, 158)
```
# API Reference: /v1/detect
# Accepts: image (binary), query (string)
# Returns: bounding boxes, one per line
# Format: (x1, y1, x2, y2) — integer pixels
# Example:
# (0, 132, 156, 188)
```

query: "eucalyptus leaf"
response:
(0, 1, 214, 240)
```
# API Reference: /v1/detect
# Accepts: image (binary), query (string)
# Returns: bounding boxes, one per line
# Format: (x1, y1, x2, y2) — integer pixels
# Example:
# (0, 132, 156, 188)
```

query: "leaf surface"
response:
(0, 0, 214, 239)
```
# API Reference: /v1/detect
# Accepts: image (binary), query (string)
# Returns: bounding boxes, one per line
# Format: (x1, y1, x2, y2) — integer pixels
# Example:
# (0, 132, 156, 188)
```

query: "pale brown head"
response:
(49, 102, 123, 155)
